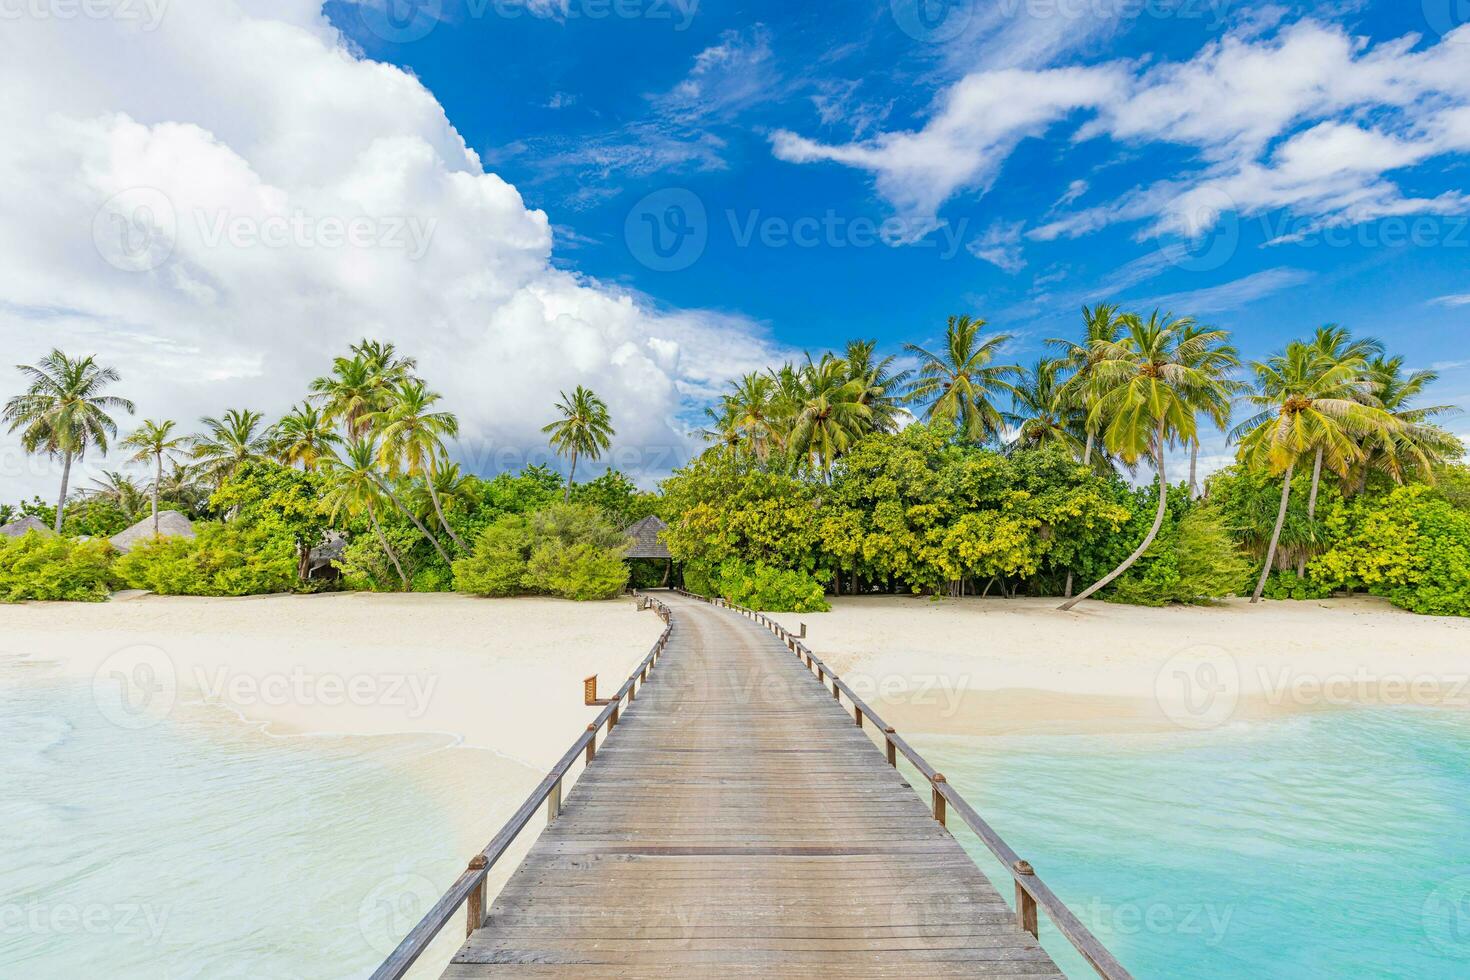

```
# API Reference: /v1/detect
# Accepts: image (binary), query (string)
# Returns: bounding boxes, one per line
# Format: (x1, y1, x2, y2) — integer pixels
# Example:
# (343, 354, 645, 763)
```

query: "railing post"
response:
(610, 703, 619, 728)
(466, 854, 488, 938)
(855, 705, 863, 728)
(585, 724, 597, 765)
(547, 776, 562, 824)
(1014, 861, 1039, 937)
(832, 680, 840, 701)
(884, 727, 896, 767)
(931, 774, 947, 827)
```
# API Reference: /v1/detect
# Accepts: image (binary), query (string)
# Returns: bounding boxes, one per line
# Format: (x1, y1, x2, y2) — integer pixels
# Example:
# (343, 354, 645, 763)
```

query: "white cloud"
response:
(777, 19, 1470, 250)
(968, 220, 1027, 273)
(1431, 294, 1470, 307)
(1136, 268, 1312, 315)
(0, 0, 776, 499)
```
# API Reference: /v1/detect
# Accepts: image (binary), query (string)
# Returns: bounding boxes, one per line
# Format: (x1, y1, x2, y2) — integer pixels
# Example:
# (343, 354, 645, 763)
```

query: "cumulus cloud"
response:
(0, 0, 776, 498)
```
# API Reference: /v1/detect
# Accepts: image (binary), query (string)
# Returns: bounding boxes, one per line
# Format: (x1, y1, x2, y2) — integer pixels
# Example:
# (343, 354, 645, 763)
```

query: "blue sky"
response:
(328, 0, 1470, 464)
(2, 1, 1467, 496)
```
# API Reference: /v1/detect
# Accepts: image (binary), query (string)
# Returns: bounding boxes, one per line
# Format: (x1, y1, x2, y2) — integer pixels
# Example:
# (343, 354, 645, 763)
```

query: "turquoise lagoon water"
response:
(0, 659, 522, 980)
(5, 654, 1470, 979)
(910, 708, 1470, 978)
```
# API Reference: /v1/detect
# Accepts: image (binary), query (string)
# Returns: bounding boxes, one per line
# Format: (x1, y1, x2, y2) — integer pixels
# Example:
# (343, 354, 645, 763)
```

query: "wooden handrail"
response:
(673, 588, 1133, 980)
(369, 594, 674, 980)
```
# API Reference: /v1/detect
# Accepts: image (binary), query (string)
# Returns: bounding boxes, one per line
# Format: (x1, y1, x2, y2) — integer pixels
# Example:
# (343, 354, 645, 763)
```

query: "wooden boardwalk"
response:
(439, 592, 1065, 978)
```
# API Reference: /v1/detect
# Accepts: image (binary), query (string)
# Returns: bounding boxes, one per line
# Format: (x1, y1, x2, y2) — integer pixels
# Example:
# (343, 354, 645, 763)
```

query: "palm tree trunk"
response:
(1298, 447, 1324, 577)
(1060, 430, 1168, 611)
(1253, 461, 1296, 604)
(54, 450, 73, 534)
(563, 450, 579, 504)
(1188, 442, 1199, 499)
(373, 475, 453, 565)
(1083, 431, 1094, 466)
(153, 452, 162, 536)
(369, 505, 410, 590)
(425, 475, 467, 550)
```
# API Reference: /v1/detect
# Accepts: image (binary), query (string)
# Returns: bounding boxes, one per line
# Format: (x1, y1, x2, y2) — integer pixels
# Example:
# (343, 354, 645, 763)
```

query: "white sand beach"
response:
(770, 596, 1470, 737)
(0, 592, 664, 771)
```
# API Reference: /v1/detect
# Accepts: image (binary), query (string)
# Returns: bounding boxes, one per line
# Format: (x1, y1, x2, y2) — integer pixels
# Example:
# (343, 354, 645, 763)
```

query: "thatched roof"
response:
(0, 516, 54, 538)
(624, 515, 672, 560)
(109, 511, 196, 553)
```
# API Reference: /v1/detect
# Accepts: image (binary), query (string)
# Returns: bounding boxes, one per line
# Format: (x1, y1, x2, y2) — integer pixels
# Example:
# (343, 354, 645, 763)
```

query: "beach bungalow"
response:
(623, 514, 675, 586)
(0, 515, 55, 538)
(109, 511, 196, 554)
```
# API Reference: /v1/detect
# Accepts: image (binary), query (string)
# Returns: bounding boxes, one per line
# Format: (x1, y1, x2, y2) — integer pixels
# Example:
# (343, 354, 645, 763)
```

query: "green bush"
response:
(114, 522, 298, 596)
(1310, 485, 1470, 616)
(0, 533, 115, 602)
(690, 558, 829, 612)
(1110, 506, 1251, 607)
(1260, 569, 1332, 601)
(454, 504, 629, 600)
(452, 515, 532, 596)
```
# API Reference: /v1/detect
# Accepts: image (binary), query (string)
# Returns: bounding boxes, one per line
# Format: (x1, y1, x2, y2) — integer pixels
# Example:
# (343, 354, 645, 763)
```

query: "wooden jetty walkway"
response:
(373, 591, 1131, 980)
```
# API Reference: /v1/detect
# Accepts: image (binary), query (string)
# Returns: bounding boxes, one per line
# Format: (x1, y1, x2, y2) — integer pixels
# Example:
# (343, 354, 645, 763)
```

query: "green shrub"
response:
(1260, 569, 1332, 601)
(452, 515, 532, 596)
(692, 558, 829, 612)
(114, 522, 297, 596)
(337, 524, 422, 593)
(1110, 506, 1251, 607)
(0, 533, 115, 602)
(524, 540, 628, 600)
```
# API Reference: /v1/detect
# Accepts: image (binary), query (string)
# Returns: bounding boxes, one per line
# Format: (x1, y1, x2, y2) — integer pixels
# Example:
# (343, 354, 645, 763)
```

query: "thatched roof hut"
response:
(0, 515, 54, 538)
(624, 515, 672, 560)
(109, 511, 196, 553)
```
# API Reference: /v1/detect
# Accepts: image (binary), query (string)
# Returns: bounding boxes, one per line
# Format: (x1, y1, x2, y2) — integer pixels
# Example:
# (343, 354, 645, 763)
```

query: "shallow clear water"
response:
(0, 660, 524, 980)
(910, 708, 1470, 979)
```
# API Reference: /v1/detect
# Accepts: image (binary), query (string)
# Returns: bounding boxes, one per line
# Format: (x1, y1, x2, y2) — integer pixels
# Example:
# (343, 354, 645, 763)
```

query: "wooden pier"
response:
(372, 591, 1131, 979)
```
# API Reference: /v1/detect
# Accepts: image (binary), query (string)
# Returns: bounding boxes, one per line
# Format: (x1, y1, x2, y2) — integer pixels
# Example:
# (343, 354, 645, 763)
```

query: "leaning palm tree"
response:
(1059, 312, 1234, 611)
(373, 379, 466, 549)
(1232, 341, 1399, 603)
(543, 386, 615, 502)
(121, 419, 189, 535)
(1008, 358, 1087, 457)
(321, 439, 409, 589)
(271, 403, 340, 472)
(788, 354, 872, 479)
(1048, 304, 1127, 468)
(192, 408, 270, 486)
(1176, 323, 1244, 497)
(904, 315, 1022, 444)
(3, 350, 135, 532)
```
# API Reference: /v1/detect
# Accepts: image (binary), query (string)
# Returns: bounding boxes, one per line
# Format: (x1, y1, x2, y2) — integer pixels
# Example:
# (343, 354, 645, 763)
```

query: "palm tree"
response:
(1232, 341, 1399, 603)
(192, 409, 269, 486)
(373, 379, 466, 549)
(843, 339, 913, 436)
(1008, 358, 1086, 457)
(121, 419, 189, 534)
(3, 350, 135, 533)
(321, 439, 409, 589)
(310, 355, 389, 439)
(1059, 312, 1233, 611)
(1354, 355, 1462, 489)
(543, 386, 615, 502)
(789, 354, 872, 478)
(1048, 304, 1127, 468)
(719, 372, 781, 460)
(156, 461, 209, 516)
(1176, 323, 1244, 497)
(904, 315, 1022, 444)
(271, 403, 340, 472)
(85, 470, 148, 519)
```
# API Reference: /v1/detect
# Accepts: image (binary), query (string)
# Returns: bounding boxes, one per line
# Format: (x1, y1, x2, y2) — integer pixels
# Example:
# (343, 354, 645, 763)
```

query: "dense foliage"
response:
(114, 522, 300, 597)
(454, 503, 630, 601)
(0, 533, 115, 602)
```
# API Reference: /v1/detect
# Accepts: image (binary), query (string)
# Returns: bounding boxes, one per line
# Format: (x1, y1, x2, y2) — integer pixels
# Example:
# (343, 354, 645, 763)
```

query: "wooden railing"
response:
(368, 594, 674, 980)
(674, 588, 1134, 980)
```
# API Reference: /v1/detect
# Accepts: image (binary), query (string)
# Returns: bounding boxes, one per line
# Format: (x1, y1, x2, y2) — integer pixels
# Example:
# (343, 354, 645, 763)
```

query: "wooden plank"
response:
(438, 594, 1068, 978)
